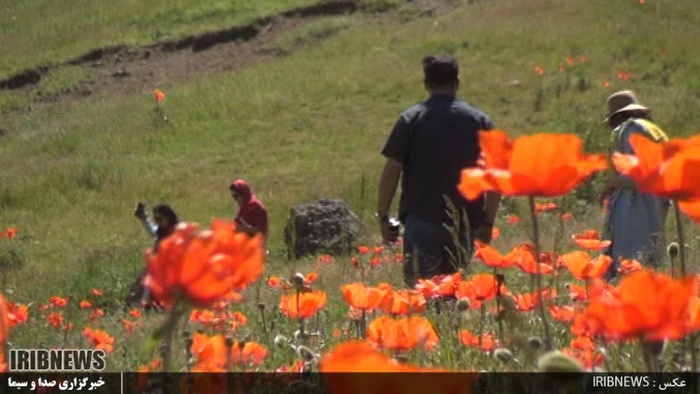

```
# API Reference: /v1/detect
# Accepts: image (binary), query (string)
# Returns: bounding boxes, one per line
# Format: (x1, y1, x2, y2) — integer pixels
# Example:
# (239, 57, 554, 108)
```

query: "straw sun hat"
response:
(604, 90, 651, 121)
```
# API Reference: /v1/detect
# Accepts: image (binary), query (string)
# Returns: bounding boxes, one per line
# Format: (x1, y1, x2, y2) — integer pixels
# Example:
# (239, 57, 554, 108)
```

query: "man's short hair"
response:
(423, 55, 459, 88)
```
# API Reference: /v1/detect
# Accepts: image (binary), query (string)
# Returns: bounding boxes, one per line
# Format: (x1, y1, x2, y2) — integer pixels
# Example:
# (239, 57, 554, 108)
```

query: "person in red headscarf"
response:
(229, 180, 269, 243)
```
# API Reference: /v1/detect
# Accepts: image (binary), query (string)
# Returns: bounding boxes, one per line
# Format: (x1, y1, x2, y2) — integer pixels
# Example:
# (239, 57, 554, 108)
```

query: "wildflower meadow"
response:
(2, 0, 700, 393)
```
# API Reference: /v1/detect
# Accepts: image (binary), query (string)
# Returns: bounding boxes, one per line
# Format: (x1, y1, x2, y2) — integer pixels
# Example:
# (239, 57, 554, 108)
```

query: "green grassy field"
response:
(1, 0, 700, 373)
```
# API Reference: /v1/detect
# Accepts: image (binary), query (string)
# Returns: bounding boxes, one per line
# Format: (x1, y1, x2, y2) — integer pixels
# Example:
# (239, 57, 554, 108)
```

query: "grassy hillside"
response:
(1, 0, 700, 309)
(0, 0, 322, 78)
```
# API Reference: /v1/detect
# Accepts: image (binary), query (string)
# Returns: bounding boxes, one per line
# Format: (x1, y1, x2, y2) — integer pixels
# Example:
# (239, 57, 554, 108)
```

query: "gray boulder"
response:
(284, 199, 361, 260)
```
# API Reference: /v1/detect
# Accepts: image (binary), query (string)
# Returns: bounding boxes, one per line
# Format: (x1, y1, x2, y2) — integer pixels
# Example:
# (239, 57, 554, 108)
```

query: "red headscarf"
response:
(231, 180, 268, 238)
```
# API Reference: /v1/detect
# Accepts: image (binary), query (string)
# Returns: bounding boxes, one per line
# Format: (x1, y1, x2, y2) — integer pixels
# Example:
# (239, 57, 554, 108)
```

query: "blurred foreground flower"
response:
(367, 315, 438, 352)
(459, 130, 607, 199)
(320, 341, 477, 394)
(613, 133, 700, 223)
(583, 270, 697, 342)
(145, 219, 265, 307)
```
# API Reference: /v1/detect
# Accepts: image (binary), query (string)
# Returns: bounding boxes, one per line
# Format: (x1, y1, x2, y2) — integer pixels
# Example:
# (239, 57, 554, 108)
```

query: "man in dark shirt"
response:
(377, 54, 501, 287)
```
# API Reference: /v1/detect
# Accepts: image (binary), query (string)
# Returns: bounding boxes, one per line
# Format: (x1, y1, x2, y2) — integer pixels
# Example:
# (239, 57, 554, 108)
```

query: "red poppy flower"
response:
(304, 272, 318, 285)
(47, 312, 63, 328)
(473, 241, 515, 269)
(563, 335, 604, 369)
(688, 297, 700, 332)
(318, 254, 335, 263)
(550, 305, 576, 322)
(5, 227, 18, 239)
(0, 295, 8, 345)
(459, 273, 508, 303)
(459, 131, 607, 200)
(571, 230, 612, 251)
(567, 283, 588, 302)
(320, 341, 478, 394)
(618, 259, 643, 275)
(415, 273, 462, 299)
(230, 341, 268, 366)
(49, 296, 69, 308)
(279, 291, 327, 319)
(379, 289, 427, 316)
(558, 251, 612, 280)
(190, 333, 227, 372)
(145, 219, 265, 307)
(507, 244, 555, 275)
(535, 202, 558, 212)
(342, 283, 389, 311)
(367, 315, 439, 352)
(6, 302, 28, 329)
(613, 133, 700, 222)
(584, 270, 698, 341)
(154, 89, 165, 103)
(83, 327, 114, 353)
(512, 288, 556, 312)
(459, 329, 497, 352)
(320, 341, 422, 372)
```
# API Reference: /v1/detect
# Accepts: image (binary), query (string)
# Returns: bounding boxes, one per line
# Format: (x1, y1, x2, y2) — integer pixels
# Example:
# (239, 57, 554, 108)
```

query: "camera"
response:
(387, 216, 401, 241)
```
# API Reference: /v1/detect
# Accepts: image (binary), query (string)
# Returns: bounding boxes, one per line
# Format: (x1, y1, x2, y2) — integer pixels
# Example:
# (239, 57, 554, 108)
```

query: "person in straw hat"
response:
(599, 90, 670, 280)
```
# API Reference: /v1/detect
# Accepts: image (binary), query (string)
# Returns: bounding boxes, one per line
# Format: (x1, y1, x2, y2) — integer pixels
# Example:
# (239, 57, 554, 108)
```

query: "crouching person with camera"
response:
(377, 54, 500, 288)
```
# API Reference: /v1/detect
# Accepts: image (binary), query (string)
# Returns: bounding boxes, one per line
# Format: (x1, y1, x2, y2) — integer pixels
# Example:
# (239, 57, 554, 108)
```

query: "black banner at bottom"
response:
(0, 372, 698, 394)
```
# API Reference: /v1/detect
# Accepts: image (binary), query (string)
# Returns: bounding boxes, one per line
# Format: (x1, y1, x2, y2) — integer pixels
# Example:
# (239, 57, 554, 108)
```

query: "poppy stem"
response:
(639, 339, 658, 373)
(600, 338, 612, 373)
(315, 310, 321, 335)
(673, 200, 687, 277)
(691, 333, 698, 372)
(258, 304, 269, 343)
(528, 196, 553, 351)
(361, 309, 367, 339)
(670, 254, 676, 279)
(494, 268, 504, 345)
(479, 302, 485, 350)
(162, 300, 184, 373)
(184, 331, 193, 373)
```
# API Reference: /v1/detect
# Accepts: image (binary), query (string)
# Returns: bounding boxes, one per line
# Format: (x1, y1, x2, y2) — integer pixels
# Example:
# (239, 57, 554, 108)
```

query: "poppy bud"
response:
(296, 345, 317, 362)
(293, 273, 305, 289)
(274, 335, 288, 347)
(257, 303, 266, 311)
(494, 348, 513, 363)
(239, 328, 252, 343)
(667, 243, 679, 259)
(537, 350, 584, 373)
(528, 336, 542, 350)
(456, 298, 471, 312)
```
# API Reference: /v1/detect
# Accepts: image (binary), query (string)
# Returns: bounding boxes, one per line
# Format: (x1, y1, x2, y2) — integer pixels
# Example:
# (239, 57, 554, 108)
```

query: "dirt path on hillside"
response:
(0, 0, 458, 111)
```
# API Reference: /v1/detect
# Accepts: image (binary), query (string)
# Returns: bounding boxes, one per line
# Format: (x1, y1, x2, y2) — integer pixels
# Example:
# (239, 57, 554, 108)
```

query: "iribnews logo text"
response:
(9, 349, 106, 371)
